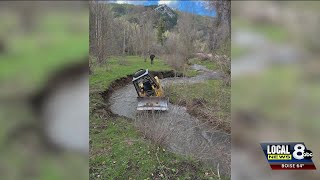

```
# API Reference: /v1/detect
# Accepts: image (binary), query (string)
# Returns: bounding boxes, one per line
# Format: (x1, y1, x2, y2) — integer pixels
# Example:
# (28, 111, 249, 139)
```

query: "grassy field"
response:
(90, 56, 227, 179)
(0, 12, 88, 96)
(165, 80, 231, 132)
(90, 56, 171, 91)
(0, 11, 88, 180)
(90, 117, 224, 179)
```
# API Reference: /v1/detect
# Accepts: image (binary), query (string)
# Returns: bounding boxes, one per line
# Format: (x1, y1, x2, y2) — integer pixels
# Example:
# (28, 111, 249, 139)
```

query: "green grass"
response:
(184, 69, 199, 77)
(90, 56, 229, 179)
(165, 80, 231, 131)
(166, 80, 224, 105)
(90, 56, 171, 91)
(0, 12, 88, 95)
(188, 58, 218, 70)
(232, 18, 290, 43)
(200, 61, 217, 70)
(90, 117, 223, 180)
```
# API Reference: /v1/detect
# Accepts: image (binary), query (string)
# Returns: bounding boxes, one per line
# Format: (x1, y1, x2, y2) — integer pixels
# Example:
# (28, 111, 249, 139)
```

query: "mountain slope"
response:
(108, 3, 178, 30)
(104, 2, 215, 46)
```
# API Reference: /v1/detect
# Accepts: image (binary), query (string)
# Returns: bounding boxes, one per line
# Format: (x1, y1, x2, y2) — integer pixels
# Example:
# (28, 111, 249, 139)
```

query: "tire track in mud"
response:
(108, 65, 231, 176)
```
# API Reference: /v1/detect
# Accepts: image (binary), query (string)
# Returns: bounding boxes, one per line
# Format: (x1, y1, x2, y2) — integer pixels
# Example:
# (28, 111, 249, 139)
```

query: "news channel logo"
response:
(260, 142, 316, 170)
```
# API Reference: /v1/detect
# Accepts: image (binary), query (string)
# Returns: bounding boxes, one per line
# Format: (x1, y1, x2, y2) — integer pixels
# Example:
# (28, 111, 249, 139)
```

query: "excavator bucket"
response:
(137, 97, 168, 111)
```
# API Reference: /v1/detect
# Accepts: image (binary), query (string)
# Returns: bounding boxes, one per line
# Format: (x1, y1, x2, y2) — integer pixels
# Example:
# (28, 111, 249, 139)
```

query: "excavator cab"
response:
(132, 69, 168, 111)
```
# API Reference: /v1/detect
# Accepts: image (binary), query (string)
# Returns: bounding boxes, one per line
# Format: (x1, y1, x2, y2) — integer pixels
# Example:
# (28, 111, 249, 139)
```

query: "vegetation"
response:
(90, 2, 231, 179)
(89, 1, 229, 71)
(189, 58, 218, 70)
(90, 56, 227, 179)
(0, 11, 88, 94)
(165, 80, 231, 132)
(184, 69, 200, 77)
(110, 3, 178, 30)
(157, 17, 166, 45)
(90, 117, 225, 180)
(90, 56, 171, 91)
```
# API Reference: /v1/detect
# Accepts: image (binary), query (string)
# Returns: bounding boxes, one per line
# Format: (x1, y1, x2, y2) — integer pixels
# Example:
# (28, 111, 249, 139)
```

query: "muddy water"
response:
(109, 65, 231, 176)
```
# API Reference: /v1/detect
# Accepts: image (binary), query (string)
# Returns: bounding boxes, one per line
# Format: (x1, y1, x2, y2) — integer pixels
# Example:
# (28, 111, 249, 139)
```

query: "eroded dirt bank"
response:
(105, 66, 231, 176)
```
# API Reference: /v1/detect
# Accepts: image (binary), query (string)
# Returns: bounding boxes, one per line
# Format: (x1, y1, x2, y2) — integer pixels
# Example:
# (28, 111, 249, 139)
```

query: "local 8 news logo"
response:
(260, 142, 316, 170)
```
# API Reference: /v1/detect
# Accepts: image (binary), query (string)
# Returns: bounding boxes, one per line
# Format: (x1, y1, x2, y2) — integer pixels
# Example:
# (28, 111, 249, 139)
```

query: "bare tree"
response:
(136, 9, 156, 61)
(205, 1, 231, 86)
(177, 13, 196, 61)
(207, 0, 231, 55)
(123, 22, 126, 55)
(89, 1, 113, 65)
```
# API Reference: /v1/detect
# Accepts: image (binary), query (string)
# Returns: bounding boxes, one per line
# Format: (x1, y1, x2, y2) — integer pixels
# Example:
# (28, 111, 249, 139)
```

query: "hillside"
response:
(107, 3, 212, 31)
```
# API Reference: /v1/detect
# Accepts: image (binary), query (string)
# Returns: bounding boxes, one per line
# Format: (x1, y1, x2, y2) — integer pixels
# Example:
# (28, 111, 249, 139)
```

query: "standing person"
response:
(150, 54, 155, 65)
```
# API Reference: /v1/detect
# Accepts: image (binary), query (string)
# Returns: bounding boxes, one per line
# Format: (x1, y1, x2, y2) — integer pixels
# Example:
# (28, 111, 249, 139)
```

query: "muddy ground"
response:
(104, 66, 231, 176)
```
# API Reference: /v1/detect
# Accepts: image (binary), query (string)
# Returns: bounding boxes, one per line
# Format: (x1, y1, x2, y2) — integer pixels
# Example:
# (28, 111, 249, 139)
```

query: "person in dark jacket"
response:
(150, 54, 155, 65)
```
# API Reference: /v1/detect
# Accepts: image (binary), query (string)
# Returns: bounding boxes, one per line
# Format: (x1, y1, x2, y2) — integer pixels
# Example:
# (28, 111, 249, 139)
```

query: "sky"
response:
(107, 0, 216, 17)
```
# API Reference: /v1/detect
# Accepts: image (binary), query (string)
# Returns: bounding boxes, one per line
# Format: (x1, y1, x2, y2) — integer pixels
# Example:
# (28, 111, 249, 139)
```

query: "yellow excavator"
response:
(132, 69, 168, 111)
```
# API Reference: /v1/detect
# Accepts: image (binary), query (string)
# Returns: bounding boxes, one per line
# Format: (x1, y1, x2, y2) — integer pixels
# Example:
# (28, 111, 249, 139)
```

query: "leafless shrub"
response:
(134, 111, 174, 147)
(162, 13, 198, 72)
(90, 1, 113, 64)
(199, 56, 210, 62)
(215, 55, 230, 86)
(165, 53, 186, 72)
(194, 53, 213, 61)
(164, 34, 189, 70)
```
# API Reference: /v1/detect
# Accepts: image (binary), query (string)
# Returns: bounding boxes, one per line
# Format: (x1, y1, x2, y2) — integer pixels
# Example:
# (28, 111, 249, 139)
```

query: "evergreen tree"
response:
(157, 17, 166, 45)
